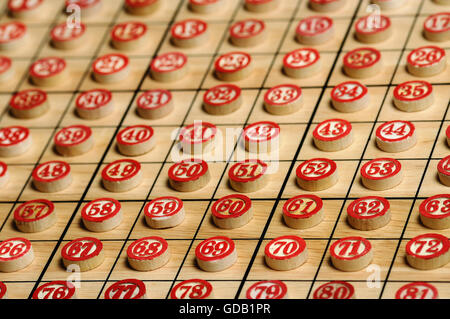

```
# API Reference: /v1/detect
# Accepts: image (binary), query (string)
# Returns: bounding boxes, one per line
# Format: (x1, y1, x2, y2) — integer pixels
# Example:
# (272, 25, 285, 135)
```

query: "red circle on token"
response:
(296, 158, 337, 181)
(0, 56, 11, 74)
(0, 237, 31, 261)
(424, 12, 450, 34)
(104, 279, 146, 299)
(0, 161, 7, 178)
(137, 89, 172, 110)
(61, 237, 103, 261)
(76, 89, 112, 110)
(125, 0, 157, 8)
(168, 158, 208, 182)
(51, 22, 86, 42)
(361, 158, 401, 181)
(144, 196, 183, 219)
(343, 47, 381, 69)
(283, 194, 323, 219)
(395, 282, 438, 299)
(32, 281, 76, 300)
(330, 236, 371, 261)
(230, 19, 265, 39)
(179, 122, 217, 145)
(355, 14, 391, 35)
(204, 84, 241, 107)
(243, 121, 280, 143)
(151, 52, 187, 73)
(376, 120, 415, 143)
(81, 198, 121, 222)
(170, 279, 213, 299)
(54, 125, 92, 147)
(265, 235, 306, 261)
(331, 81, 368, 103)
(212, 194, 251, 219)
(30, 57, 66, 79)
(228, 159, 268, 183)
(406, 233, 449, 260)
(14, 199, 54, 223)
(66, 0, 100, 9)
(111, 21, 147, 42)
(264, 84, 302, 106)
(313, 281, 355, 299)
(117, 125, 154, 146)
(32, 160, 70, 183)
(127, 236, 168, 260)
(8, 0, 44, 12)
(215, 52, 251, 73)
(0, 22, 26, 44)
(296, 16, 333, 36)
(347, 196, 389, 220)
(0, 126, 29, 147)
(284, 48, 320, 69)
(10, 89, 47, 111)
(102, 159, 141, 183)
(0, 281, 6, 299)
(313, 118, 352, 142)
(420, 194, 450, 220)
(246, 280, 287, 299)
(93, 53, 129, 75)
(393, 80, 432, 102)
(171, 19, 207, 40)
(438, 155, 450, 177)
(195, 236, 235, 261)
(407, 46, 445, 67)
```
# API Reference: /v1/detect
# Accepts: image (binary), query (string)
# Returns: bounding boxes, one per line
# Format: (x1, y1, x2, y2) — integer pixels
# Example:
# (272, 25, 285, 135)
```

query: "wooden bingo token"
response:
(92, 53, 130, 84)
(136, 89, 173, 119)
(101, 159, 143, 192)
(75, 89, 114, 120)
(264, 235, 307, 271)
(54, 125, 94, 157)
(419, 194, 450, 230)
(0, 237, 34, 272)
(150, 52, 188, 82)
(309, 0, 345, 12)
(229, 19, 266, 47)
(312, 281, 355, 299)
(406, 46, 446, 77)
(330, 81, 369, 113)
(179, 121, 217, 154)
(347, 196, 390, 231)
(9, 89, 49, 119)
(296, 16, 335, 45)
(125, 0, 160, 15)
(203, 84, 242, 115)
(437, 155, 450, 186)
(244, 0, 279, 13)
(32, 160, 72, 192)
(81, 198, 122, 232)
(375, 120, 416, 152)
(423, 13, 450, 42)
(243, 121, 280, 153)
(296, 158, 338, 191)
(406, 233, 450, 270)
(343, 47, 382, 79)
(214, 51, 252, 82)
(104, 279, 147, 299)
(32, 281, 76, 299)
(8, 0, 44, 19)
(0, 161, 8, 188)
(283, 48, 321, 78)
(111, 21, 148, 51)
(355, 14, 392, 43)
(211, 194, 253, 229)
(14, 199, 56, 233)
(116, 125, 156, 156)
(283, 194, 323, 229)
(393, 80, 434, 112)
(312, 118, 353, 152)
(170, 279, 213, 299)
(61, 237, 104, 272)
(0, 22, 27, 51)
(29, 57, 67, 87)
(66, 0, 102, 17)
(330, 236, 373, 272)
(50, 22, 86, 50)
(246, 280, 287, 299)
(395, 282, 439, 299)
(127, 236, 170, 271)
(371, 0, 405, 10)
(264, 84, 303, 115)
(168, 158, 210, 192)
(0, 56, 13, 83)
(360, 158, 402, 191)
(171, 19, 208, 48)
(189, 0, 224, 14)
(144, 196, 185, 229)
(0, 126, 32, 157)
(0, 282, 6, 299)
(195, 236, 237, 272)
(228, 159, 268, 193)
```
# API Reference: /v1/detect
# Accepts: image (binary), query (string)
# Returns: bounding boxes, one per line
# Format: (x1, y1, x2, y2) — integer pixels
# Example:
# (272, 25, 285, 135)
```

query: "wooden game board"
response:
(0, 0, 449, 299)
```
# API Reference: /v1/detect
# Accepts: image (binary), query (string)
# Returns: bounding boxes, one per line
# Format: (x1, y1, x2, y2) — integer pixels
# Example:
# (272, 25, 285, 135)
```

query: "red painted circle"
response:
(347, 196, 389, 220)
(393, 80, 432, 102)
(331, 81, 368, 103)
(104, 279, 146, 299)
(51, 22, 86, 42)
(330, 236, 372, 261)
(424, 12, 450, 34)
(313, 118, 352, 142)
(313, 281, 355, 299)
(168, 158, 208, 182)
(395, 282, 438, 299)
(144, 196, 183, 219)
(0, 22, 26, 44)
(228, 159, 268, 183)
(61, 237, 103, 261)
(32, 160, 70, 183)
(343, 47, 381, 69)
(360, 158, 401, 181)
(179, 122, 217, 145)
(406, 233, 449, 260)
(376, 120, 415, 143)
(0, 161, 7, 178)
(283, 194, 323, 220)
(283, 48, 320, 69)
(93, 53, 129, 75)
(170, 279, 212, 299)
(127, 236, 168, 261)
(65, 0, 100, 9)
(0, 126, 30, 147)
(265, 235, 306, 261)
(101, 159, 141, 182)
(203, 84, 241, 107)
(32, 281, 75, 300)
(296, 158, 337, 181)
(0, 281, 6, 299)
(14, 199, 54, 223)
(0, 56, 11, 75)
(211, 194, 252, 219)
(243, 121, 280, 143)
(171, 19, 207, 40)
(246, 280, 287, 299)
(215, 51, 251, 73)
(76, 89, 112, 110)
(437, 155, 450, 177)
(355, 14, 391, 35)
(81, 198, 121, 222)
(407, 46, 445, 67)
(296, 16, 333, 36)
(420, 194, 450, 220)
(30, 57, 66, 79)
(111, 21, 147, 43)
(8, 0, 44, 12)
(264, 84, 302, 106)
(10, 89, 47, 111)
(230, 19, 265, 39)
(151, 52, 187, 73)
(195, 236, 235, 261)
(0, 237, 31, 261)
(54, 124, 92, 147)
(125, 0, 158, 8)
(137, 89, 172, 110)
(117, 125, 154, 146)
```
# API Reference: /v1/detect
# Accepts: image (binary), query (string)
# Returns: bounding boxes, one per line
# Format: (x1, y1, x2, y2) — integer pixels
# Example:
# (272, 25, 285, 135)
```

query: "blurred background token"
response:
(0, 282, 6, 299)
(136, 89, 173, 119)
(179, 121, 217, 154)
(32, 281, 76, 299)
(195, 236, 237, 272)
(150, 51, 188, 82)
(170, 279, 213, 299)
(171, 19, 208, 48)
(371, 0, 405, 10)
(14, 199, 56, 233)
(214, 51, 252, 81)
(0, 237, 34, 272)
(243, 121, 280, 153)
(437, 155, 450, 186)
(312, 281, 355, 299)
(127, 236, 170, 271)
(51, 22, 87, 50)
(116, 125, 156, 156)
(189, 0, 224, 13)
(168, 158, 210, 192)
(246, 280, 287, 299)
(296, 158, 338, 191)
(375, 120, 416, 152)
(61, 237, 104, 272)
(395, 282, 439, 299)
(355, 14, 392, 43)
(313, 118, 353, 152)
(407, 46, 446, 77)
(393, 80, 433, 112)
(229, 19, 266, 47)
(32, 160, 72, 192)
(101, 159, 143, 192)
(330, 236, 373, 272)
(433, 0, 450, 4)
(66, 0, 102, 17)
(264, 235, 307, 271)
(8, 0, 44, 19)
(296, 16, 334, 45)
(92, 53, 130, 84)
(211, 194, 252, 229)
(29, 56, 67, 87)
(144, 196, 185, 229)
(203, 84, 242, 115)
(54, 124, 94, 157)
(0, 56, 13, 82)
(264, 84, 302, 115)
(111, 21, 147, 51)
(309, 0, 345, 12)
(360, 158, 402, 191)
(283, 48, 321, 78)
(406, 233, 450, 270)
(0, 161, 8, 188)
(419, 194, 450, 230)
(347, 196, 390, 231)
(9, 89, 48, 119)
(343, 47, 382, 78)
(228, 159, 268, 193)
(76, 89, 114, 120)
(0, 22, 27, 51)
(0, 126, 32, 157)
(244, 0, 279, 12)
(104, 279, 147, 299)
(423, 13, 450, 42)
(125, 0, 160, 15)
(330, 81, 369, 112)
(283, 194, 323, 229)
(81, 198, 122, 232)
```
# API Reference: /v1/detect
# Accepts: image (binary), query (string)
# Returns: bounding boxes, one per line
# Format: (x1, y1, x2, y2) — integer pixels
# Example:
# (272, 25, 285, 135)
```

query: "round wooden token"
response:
(125, 0, 160, 15)
(111, 21, 148, 51)
(371, 0, 405, 10)
(355, 14, 392, 43)
(8, 0, 44, 19)
(419, 194, 450, 230)
(32, 281, 76, 299)
(309, 0, 345, 12)
(81, 198, 122, 232)
(150, 52, 188, 82)
(395, 282, 439, 299)
(264, 235, 308, 271)
(313, 118, 353, 152)
(330, 81, 369, 113)
(406, 46, 447, 77)
(312, 281, 355, 299)
(101, 159, 143, 192)
(32, 160, 72, 192)
(0, 161, 9, 188)
(195, 236, 237, 272)
(214, 51, 252, 82)
(116, 125, 156, 156)
(144, 196, 185, 229)
(296, 158, 338, 191)
(169, 158, 210, 192)
(211, 194, 253, 229)
(0, 281, 6, 299)
(0, 56, 13, 83)
(228, 159, 268, 193)
(9, 89, 49, 119)
(243, 121, 280, 153)
(433, 0, 450, 4)
(283, 194, 324, 229)
(179, 121, 217, 154)
(92, 53, 130, 84)
(393, 80, 434, 112)
(170, 279, 213, 299)
(29, 57, 67, 87)
(423, 13, 450, 42)
(127, 236, 170, 271)
(14, 199, 56, 233)
(244, 0, 279, 12)
(330, 236, 373, 272)
(343, 47, 382, 78)
(203, 84, 242, 115)
(264, 84, 303, 115)
(347, 196, 390, 231)
(375, 120, 416, 152)
(283, 48, 321, 78)
(61, 236, 104, 272)
(66, 0, 102, 17)
(437, 155, 450, 186)
(0, 22, 27, 51)
(246, 280, 287, 299)
(51, 22, 87, 50)
(189, 0, 224, 14)
(406, 233, 450, 270)
(54, 124, 94, 157)
(360, 157, 402, 191)
(136, 89, 173, 119)
(171, 19, 208, 48)
(296, 16, 335, 45)
(229, 19, 266, 47)
(0, 126, 32, 157)
(0, 237, 34, 272)
(76, 89, 114, 120)
(104, 279, 147, 299)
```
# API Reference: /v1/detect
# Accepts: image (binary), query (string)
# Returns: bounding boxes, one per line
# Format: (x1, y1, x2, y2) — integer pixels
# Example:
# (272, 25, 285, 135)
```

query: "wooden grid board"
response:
(0, 0, 449, 299)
